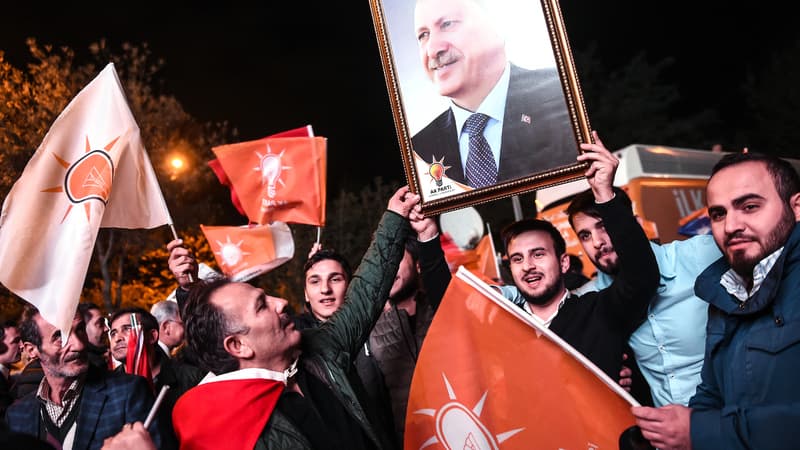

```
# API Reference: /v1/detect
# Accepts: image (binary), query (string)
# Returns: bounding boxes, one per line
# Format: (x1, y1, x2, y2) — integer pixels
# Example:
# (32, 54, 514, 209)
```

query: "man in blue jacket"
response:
(6, 306, 159, 450)
(633, 152, 800, 449)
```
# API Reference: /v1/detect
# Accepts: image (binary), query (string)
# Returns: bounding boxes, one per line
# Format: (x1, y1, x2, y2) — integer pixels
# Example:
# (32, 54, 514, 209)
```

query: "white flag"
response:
(0, 63, 171, 341)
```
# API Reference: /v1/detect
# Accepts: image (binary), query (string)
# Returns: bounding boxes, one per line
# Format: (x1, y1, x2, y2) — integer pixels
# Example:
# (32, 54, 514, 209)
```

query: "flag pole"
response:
(315, 226, 322, 244)
(144, 385, 171, 429)
(142, 148, 195, 283)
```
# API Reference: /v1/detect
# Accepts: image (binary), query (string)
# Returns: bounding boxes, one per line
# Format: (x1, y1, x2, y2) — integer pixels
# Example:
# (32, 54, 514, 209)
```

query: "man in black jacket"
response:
(500, 132, 659, 381)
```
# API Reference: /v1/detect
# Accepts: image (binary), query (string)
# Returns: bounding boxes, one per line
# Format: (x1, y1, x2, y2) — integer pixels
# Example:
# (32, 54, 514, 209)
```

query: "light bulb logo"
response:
(261, 154, 281, 198)
(429, 162, 444, 187)
(427, 156, 451, 187)
(254, 145, 291, 199)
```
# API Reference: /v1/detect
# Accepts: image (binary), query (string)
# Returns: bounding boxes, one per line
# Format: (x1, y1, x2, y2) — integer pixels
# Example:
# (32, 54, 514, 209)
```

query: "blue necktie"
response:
(463, 113, 498, 188)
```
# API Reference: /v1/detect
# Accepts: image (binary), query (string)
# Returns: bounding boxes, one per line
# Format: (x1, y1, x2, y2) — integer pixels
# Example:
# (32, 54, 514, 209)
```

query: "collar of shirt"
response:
(521, 290, 568, 328)
(36, 376, 84, 427)
(157, 340, 171, 358)
(720, 246, 784, 302)
(452, 63, 511, 171)
(199, 362, 298, 386)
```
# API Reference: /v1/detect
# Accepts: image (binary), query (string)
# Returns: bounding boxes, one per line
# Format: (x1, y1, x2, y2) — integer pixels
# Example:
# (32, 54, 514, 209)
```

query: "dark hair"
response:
(303, 249, 352, 280)
(711, 152, 800, 203)
(109, 307, 158, 332)
(77, 303, 102, 323)
(404, 237, 421, 264)
(501, 219, 566, 257)
(568, 254, 584, 273)
(19, 305, 42, 349)
(183, 278, 249, 375)
(566, 187, 632, 229)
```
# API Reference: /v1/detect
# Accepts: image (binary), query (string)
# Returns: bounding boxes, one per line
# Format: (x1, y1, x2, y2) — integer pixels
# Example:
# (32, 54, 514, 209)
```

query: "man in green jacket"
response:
(171, 187, 420, 450)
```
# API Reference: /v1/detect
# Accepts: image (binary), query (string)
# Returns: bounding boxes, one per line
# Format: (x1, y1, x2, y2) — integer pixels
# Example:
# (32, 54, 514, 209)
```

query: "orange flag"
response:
(0, 63, 171, 341)
(211, 136, 326, 226)
(472, 234, 501, 284)
(208, 125, 314, 218)
(201, 222, 295, 282)
(405, 268, 637, 450)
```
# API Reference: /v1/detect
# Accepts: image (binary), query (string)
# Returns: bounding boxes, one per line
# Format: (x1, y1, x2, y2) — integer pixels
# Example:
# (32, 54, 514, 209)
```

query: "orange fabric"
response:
(212, 136, 326, 226)
(200, 223, 294, 282)
(405, 275, 635, 449)
(473, 234, 501, 284)
(208, 125, 313, 218)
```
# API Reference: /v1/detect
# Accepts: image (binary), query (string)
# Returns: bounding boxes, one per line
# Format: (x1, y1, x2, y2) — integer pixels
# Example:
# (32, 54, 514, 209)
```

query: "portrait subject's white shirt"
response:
(452, 63, 511, 173)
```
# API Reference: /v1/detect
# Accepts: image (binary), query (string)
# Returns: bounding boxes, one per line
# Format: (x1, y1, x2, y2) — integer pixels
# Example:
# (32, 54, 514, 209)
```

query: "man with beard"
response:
(500, 132, 658, 383)
(6, 305, 159, 449)
(560, 189, 722, 407)
(633, 153, 800, 450)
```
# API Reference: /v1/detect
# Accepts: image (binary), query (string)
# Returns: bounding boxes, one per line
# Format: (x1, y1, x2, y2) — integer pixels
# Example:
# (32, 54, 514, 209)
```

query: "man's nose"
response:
(591, 232, 605, 249)
(67, 332, 86, 352)
(320, 281, 333, 294)
(271, 297, 289, 314)
(426, 32, 448, 59)
(723, 212, 744, 236)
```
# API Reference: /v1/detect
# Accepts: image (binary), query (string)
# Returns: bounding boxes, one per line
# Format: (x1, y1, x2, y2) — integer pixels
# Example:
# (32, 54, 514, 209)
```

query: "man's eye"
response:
(417, 31, 429, 42)
(578, 233, 590, 241)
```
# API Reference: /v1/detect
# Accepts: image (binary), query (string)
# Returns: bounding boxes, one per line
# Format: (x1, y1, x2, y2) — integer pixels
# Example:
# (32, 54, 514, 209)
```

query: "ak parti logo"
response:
(42, 136, 117, 223)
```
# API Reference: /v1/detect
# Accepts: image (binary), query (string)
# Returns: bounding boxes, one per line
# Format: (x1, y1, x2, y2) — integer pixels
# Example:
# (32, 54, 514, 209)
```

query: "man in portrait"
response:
(410, 0, 576, 188)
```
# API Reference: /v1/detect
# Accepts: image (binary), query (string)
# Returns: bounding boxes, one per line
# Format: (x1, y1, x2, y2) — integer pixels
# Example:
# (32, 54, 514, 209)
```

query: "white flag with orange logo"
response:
(201, 222, 294, 282)
(0, 63, 171, 340)
(212, 136, 327, 226)
(405, 267, 637, 450)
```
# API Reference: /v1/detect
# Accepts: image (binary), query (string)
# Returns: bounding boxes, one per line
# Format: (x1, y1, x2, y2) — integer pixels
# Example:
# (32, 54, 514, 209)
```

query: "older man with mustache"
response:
(410, 0, 576, 188)
(6, 306, 160, 450)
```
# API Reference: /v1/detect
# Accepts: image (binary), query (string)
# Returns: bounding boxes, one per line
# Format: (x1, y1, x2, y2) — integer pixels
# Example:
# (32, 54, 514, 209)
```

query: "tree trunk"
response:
(95, 229, 115, 312)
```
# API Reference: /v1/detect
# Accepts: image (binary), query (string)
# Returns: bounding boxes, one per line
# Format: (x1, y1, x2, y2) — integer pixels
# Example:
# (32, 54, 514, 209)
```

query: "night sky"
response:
(2, 2, 799, 192)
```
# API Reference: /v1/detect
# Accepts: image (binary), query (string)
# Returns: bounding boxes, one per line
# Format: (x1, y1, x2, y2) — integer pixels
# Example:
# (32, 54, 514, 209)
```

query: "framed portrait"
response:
(368, 0, 592, 214)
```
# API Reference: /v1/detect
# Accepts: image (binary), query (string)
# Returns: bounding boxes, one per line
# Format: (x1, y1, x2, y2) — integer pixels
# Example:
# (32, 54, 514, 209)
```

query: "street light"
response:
(167, 153, 188, 180)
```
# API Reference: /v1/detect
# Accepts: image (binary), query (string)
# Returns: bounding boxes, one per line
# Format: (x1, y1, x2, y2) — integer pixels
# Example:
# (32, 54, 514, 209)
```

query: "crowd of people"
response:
(0, 133, 796, 450)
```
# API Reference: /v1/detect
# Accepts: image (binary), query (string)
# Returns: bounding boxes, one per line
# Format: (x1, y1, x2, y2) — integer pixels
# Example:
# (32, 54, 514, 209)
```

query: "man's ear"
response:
(223, 335, 253, 360)
(23, 341, 39, 361)
(791, 192, 800, 221)
(160, 321, 170, 337)
(146, 329, 159, 346)
(560, 253, 570, 274)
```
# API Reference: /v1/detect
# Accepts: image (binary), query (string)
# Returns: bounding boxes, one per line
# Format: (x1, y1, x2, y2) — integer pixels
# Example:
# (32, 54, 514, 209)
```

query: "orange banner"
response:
(212, 136, 326, 226)
(201, 222, 294, 282)
(405, 268, 636, 450)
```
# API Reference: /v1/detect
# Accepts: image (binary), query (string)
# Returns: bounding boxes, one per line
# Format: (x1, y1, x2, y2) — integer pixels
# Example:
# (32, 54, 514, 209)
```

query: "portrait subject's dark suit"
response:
(5, 368, 159, 450)
(411, 65, 576, 186)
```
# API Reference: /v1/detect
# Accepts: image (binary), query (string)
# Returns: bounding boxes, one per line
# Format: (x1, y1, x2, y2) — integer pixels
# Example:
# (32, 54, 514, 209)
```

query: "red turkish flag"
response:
(405, 268, 637, 450)
(200, 222, 294, 282)
(173, 371, 284, 450)
(211, 134, 326, 226)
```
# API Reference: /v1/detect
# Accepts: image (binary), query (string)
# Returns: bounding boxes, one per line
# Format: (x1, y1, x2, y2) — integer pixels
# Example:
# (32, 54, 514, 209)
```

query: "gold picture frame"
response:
(369, 0, 592, 214)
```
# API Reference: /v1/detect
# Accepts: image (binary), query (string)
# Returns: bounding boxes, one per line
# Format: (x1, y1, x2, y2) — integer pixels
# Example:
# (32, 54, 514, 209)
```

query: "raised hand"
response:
(576, 131, 619, 203)
(167, 238, 198, 289)
(387, 186, 421, 219)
